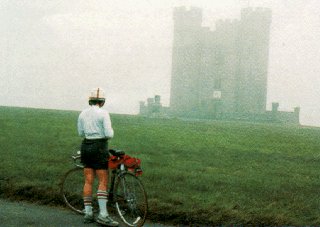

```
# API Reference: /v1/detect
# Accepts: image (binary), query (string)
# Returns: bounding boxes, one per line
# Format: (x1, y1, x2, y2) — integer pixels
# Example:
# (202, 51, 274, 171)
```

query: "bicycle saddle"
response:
(109, 149, 125, 156)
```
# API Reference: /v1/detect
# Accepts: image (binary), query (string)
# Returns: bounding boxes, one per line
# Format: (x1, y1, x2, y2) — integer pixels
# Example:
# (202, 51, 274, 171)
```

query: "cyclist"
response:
(77, 88, 118, 226)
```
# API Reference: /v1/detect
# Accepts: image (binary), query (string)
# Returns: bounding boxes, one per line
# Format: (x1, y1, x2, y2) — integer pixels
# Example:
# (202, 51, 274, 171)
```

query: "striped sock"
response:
(83, 196, 93, 215)
(97, 190, 108, 217)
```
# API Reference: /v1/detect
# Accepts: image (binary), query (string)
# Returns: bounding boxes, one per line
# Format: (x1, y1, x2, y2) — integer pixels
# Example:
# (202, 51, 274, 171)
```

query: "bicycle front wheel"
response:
(60, 167, 85, 214)
(114, 172, 148, 227)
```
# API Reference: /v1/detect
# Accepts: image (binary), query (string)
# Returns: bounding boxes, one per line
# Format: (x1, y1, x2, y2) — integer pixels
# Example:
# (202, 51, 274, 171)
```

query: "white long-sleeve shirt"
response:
(77, 105, 114, 139)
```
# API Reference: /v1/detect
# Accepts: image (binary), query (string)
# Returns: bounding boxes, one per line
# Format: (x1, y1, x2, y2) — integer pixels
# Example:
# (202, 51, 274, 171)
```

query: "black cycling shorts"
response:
(80, 138, 109, 170)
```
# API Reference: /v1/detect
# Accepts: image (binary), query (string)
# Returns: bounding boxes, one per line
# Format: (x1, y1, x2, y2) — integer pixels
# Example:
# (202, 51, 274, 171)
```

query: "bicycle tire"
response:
(60, 167, 85, 214)
(114, 172, 148, 227)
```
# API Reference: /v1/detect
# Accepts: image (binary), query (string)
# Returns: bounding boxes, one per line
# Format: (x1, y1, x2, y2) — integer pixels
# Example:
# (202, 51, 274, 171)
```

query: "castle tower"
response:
(208, 19, 240, 114)
(170, 7, 203, 115)
(235, 7, 272, 113)
(170, 6, 272, 118)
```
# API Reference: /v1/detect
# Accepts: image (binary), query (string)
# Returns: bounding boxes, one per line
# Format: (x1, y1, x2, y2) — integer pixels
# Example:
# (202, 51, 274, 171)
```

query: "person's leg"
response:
(96, 169, 108, 217)
(95, 140, 109, 217)
(83, 168, 95, 218)
(96, 169, 118, 226)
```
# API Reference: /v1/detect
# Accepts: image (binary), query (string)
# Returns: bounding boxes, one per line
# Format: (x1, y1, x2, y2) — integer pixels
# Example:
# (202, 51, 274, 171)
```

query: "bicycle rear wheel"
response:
(114, 172, 148, 227)
(60, 167, 85, 214)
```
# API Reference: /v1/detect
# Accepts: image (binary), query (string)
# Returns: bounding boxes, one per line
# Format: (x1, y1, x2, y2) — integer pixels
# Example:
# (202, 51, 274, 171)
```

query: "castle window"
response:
(214, 78, 221, 89)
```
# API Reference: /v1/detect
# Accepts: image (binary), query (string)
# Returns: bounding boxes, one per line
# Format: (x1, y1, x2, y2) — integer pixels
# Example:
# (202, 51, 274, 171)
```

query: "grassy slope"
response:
(0, 106, 320, 225)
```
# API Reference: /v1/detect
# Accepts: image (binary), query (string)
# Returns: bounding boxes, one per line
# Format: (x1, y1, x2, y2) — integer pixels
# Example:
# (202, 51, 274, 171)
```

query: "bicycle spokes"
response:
(114, 173, 147, 227)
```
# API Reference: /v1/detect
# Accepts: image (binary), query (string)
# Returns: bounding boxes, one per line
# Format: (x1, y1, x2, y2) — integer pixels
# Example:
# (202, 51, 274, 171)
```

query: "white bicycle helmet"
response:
(89, 87, 106, 102)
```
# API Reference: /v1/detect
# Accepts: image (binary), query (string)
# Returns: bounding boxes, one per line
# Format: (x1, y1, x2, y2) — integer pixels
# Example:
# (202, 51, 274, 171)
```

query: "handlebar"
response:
(72, 155, 81, 160)
(72, 151, 83, 168)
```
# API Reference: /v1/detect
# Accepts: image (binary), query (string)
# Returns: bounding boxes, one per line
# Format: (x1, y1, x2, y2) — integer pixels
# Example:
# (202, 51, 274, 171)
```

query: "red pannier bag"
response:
(108, 154, 143, 176)
(108, 155, 123, 169)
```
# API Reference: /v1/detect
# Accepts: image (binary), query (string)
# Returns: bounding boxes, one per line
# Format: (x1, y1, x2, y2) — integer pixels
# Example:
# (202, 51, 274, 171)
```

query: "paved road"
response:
(0, 199, 173, 227)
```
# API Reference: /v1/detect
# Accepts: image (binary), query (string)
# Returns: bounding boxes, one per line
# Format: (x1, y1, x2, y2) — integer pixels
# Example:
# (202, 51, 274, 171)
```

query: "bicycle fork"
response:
(108, 164, 126, 201)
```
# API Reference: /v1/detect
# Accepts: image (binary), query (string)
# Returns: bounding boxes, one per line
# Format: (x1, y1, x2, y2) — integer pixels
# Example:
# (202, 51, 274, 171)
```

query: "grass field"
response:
(0, 106, 320, 225)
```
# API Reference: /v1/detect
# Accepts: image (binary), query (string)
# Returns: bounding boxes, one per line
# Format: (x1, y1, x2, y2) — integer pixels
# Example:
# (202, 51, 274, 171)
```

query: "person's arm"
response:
(77, 115, 85, 137)
(103, 111, 114, 139)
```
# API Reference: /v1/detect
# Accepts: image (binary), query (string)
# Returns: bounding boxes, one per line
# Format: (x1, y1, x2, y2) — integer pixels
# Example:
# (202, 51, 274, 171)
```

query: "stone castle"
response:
(140, 7, 300, 124)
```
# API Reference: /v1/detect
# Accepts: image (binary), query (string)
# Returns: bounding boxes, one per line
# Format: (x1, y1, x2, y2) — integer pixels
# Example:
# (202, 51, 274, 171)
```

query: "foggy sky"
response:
(0, 0, 319, 126)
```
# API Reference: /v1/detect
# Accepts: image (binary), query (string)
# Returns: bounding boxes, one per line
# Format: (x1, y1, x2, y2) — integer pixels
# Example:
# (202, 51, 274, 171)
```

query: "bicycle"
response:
(60, 149, 148, 227)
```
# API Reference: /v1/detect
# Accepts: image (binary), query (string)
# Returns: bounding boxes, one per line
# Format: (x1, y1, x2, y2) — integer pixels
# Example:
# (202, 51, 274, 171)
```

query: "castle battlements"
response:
(174, 6, 202, 13)
(241, 7, 272, 22)
(173, 6, 202, 28)
(241, 7, 272, 13)
(173, 6, 202, 19)
(215, 19, 240, 30)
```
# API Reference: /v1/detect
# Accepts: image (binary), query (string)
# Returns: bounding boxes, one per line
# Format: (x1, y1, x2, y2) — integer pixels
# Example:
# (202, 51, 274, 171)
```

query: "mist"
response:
(0, 0, 319, 126)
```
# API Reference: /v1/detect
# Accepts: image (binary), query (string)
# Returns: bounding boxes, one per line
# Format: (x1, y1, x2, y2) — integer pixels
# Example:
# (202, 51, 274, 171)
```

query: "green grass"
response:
(1, 106, 320, 225)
